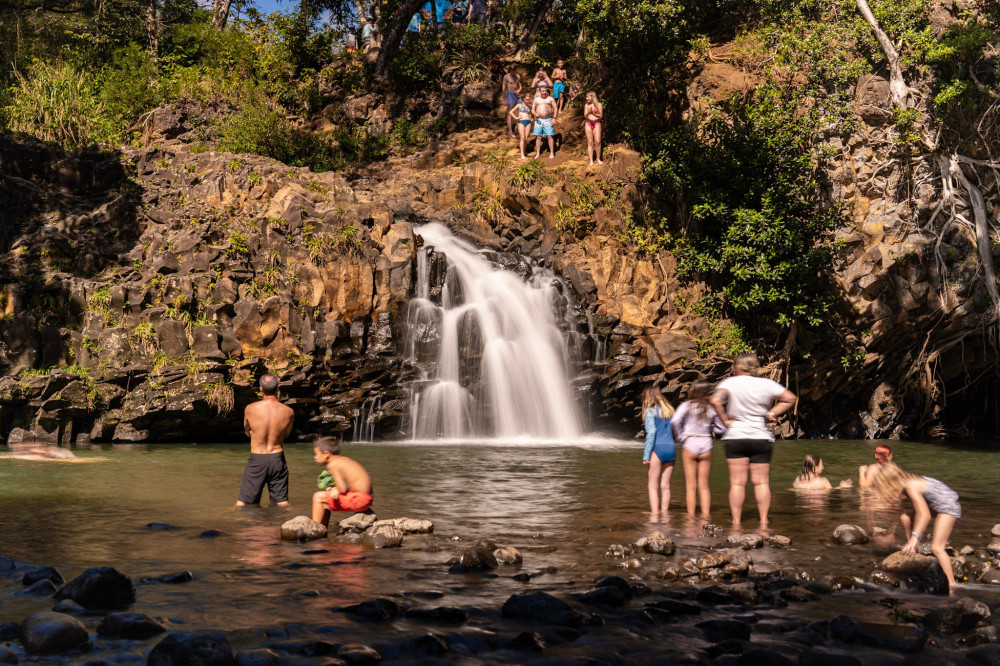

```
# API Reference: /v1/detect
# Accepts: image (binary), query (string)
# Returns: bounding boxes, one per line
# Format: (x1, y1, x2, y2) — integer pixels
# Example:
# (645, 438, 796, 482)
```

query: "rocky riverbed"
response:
(4, 507, 1000, 665)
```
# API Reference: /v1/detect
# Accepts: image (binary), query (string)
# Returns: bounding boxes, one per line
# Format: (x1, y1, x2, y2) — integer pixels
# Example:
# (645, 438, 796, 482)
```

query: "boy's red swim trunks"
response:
(325, 491, 373, 513)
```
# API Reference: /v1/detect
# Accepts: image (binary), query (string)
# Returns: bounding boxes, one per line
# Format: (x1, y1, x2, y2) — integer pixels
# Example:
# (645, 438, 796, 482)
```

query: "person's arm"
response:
(901, 480, 931, 552)
(766, 388, 796, 425)
(329, 464, 347, 498)
(243, 411, 252, 437)
(709, 388, 731, 426)
(858, 465, 870, 488)
(818, 477, 833, 490)
(671, 402, 687, 442)
(642, 409, 655, 463)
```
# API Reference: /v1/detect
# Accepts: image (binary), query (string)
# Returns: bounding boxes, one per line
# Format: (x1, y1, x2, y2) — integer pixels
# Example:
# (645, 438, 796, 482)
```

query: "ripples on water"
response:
(0, 438, 998, 639)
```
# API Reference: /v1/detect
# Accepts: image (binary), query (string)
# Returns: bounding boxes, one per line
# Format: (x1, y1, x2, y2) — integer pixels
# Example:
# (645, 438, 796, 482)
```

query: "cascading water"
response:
(404, 223, 586, 440)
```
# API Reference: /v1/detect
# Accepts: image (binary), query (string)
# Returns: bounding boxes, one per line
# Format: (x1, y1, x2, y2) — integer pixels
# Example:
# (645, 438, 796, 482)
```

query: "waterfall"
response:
(404, 223, 584, 440)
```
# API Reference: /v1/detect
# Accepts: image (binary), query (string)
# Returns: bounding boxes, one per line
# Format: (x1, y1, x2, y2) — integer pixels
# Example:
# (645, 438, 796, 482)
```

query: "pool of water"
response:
(1, 438, 998, 657)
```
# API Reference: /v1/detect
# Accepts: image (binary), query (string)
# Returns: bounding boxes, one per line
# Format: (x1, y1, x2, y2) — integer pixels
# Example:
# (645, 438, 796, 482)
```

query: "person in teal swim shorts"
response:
(531, 86, 558, 159)
(551, 59, 568, 113)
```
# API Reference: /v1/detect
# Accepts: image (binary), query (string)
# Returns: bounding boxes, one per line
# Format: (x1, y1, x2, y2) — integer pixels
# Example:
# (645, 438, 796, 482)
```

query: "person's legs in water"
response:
(585, 121, 595, 165)
(658, 460, 675, 515)
(697, 452, 712, 516)
(931, 512, 958, 593)
(750, 462, 771, 526)
(312, 490, 331, 526)
(594, 120, 603, 164)
(647, 454, 664, 518)
(682, 448, 698, 515)
(727, 456, 749, 528)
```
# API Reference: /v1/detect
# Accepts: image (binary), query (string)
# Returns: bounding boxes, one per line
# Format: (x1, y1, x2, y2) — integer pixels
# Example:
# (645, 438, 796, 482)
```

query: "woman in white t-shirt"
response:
(709, 353, 796, 528)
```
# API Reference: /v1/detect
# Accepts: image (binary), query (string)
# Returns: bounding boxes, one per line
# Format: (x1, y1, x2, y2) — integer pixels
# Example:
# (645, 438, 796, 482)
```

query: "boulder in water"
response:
(493, 546, 523, 565)
(55, 566, 135, 609)
(362, 523, 402, 549)
(832, 524, 869, 545)
(697, 551, 730, 570)
(457, 540, 498, 570)
(148, 630, 235, 666)
(0, 644, 16, 664)
(987, 541, 1000, 556)
(768, 535, 792, 548)
(923, 597, 991, 634)
(20, 564, 64, 586)
(501, 591, 584, 626)
(19, 611, 89, 654)
(0, 556, 14, 573)
(727, 533, 764, 550)
(97, 612, 168, 639)
(338, 598, 400, 621)
(980, 569, 1000, 585)
(376, 517, 433, 534)
(234, 648, 282, 666)
(636, 531, 676, 555)
(339, 511, 377, 534)
(992, 524, 1000, 538)
(280, 516, 327, 541)
(18, 579, 58, 596)
(337, 643, 382, 665)
(879, 552, 948, 593)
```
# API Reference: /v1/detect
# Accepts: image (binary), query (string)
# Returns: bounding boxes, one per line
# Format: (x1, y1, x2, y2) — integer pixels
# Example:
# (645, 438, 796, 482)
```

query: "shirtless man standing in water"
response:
(236, 374, 294, 507)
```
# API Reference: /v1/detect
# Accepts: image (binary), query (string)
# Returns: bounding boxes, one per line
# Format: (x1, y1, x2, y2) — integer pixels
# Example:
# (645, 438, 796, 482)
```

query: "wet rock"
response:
(55, 566, 135, 609)
(148, 630, 236, 665)
(18, 579, 58, 596)
(651, 599, 702, 615)
(407, 633, 448, 656)
(0, 621, 18, 640)
(959, 625, 1000, 647)
(572, 586, 627, 607)
(780, 586, 817, 602)
(870, 570, 900, 587)
(696, 586, 735, 604)
(338, 512, 377, 534)
(267, 640, 338, 656)
(880, 551, 948, 592)
(280, 516, 327, 541)
(20, 564, 65, 586)
(656, 562, 681, 580)
(378, 517, 433, 534)
(697, 619, 751, 642)
(992, 524, 1000, 538)
(501, 591, 584, 627)
(594, 575, 633, 600)
(832, 524, 869, 545)
(338, 598, 400, 621)
(703, 523, 726, 535)
(52, 599, 85, 614)
(405, 607, 469, 624)
(235, 648, 282, 666)
(0, 645, 15, 664)
(737, 648, 795, 666)
(493, 546, 522, 565)
(981, 569, 1000, 585)
(697, 551, 731, 570)
(727, 534, 763, 550)
(636, 530, 676, 555)
(97, 612, 168, 639)
(337, 643, 381, 665)
(0, 556, 14, 573)
(362, 523, 402, 549)
(730, 582, 759, 603)
(768, 535, 792, 548)
(988, 541, 1000, 556)
(200, 529, 229, 538)
(142, 571, 194, 584)
(508, 631, 546, 651)
(923, 597, 991, 634)
(458, 540, 498, 570)
(20, 611, 89, 654)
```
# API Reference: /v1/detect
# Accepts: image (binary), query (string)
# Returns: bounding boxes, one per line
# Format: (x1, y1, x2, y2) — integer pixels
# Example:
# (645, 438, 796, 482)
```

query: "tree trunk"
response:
(374, 0, 428, 81)
(854, 0, 911, 110)
(513, 0, 556, 59)
(211, 0, 231, 29)
(145, 0, 158, 56)
(574, 24, 585, 59)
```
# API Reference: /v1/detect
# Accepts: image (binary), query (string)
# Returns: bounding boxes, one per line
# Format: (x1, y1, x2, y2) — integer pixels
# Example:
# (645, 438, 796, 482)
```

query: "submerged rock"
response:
(148, 630, 236, 666)
(362, 523, 402, 549)
(20, 611, 89, 654)
(18, 579, 58, 596)
(337, 643, 382, 665)
(280, 516, 327, 541)
(235, 648, 282, 666)
(832, 524, 869, 545)
(55, 566, 135, 609)
(501, 591, 584, 627)
(636, 531, 676, 555)
(338, 598, 400, 621)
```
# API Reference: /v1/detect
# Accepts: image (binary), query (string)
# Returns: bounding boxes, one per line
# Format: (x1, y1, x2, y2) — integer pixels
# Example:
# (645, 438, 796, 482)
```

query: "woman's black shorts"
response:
(724, 439, 773, 464)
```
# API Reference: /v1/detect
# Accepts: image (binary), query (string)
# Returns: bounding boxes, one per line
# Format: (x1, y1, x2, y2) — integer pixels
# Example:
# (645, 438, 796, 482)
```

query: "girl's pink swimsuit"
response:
(671, 401, 725, 456)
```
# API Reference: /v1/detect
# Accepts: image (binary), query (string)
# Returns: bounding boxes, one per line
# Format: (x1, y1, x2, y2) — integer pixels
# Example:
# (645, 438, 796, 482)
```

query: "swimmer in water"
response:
(859, 444, 892, 488)
(792, 454, 853, 490)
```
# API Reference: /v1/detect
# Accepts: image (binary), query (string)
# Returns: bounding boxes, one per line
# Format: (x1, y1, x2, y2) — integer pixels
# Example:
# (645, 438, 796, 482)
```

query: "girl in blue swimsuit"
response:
(508, 94, 533, 160)
(642, 386, 676, 520)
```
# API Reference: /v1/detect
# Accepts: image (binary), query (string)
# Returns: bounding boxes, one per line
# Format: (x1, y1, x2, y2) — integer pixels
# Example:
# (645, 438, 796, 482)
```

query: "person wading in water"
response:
(236, 373, 294, 507)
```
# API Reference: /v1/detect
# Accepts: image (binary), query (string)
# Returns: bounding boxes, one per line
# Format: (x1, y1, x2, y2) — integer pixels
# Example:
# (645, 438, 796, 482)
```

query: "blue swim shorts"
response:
(553, 81, 565, 98)
(533, 117, 554, 136)
(505, 92, 520, 108)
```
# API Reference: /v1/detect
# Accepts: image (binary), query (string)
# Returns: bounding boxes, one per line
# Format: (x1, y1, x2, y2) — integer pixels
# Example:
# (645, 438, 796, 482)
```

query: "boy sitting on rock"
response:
(311, 436, 373, 527)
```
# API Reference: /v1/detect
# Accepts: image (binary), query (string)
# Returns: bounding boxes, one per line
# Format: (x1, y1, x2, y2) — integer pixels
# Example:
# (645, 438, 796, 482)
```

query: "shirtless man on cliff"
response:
(235, 374, 294, 507)
(532, 86, 558, 159)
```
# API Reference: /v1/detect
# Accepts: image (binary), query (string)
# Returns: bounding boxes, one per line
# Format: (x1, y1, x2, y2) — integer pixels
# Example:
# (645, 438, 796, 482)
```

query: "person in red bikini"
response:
(583, 91, 603, 166)
(311, 436, 373, 527)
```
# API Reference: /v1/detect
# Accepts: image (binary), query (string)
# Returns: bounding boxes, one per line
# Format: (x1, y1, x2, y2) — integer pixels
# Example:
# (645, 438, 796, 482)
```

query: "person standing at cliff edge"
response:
(709, 354, 796, 529)
(235, 374, 294, 507)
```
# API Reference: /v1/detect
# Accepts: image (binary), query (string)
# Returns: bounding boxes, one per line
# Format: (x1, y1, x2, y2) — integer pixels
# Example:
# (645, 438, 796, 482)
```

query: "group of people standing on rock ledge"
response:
(234, 374, 373, 530)
(501, 63, 604, 165)
(641, 353, 963, 594)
